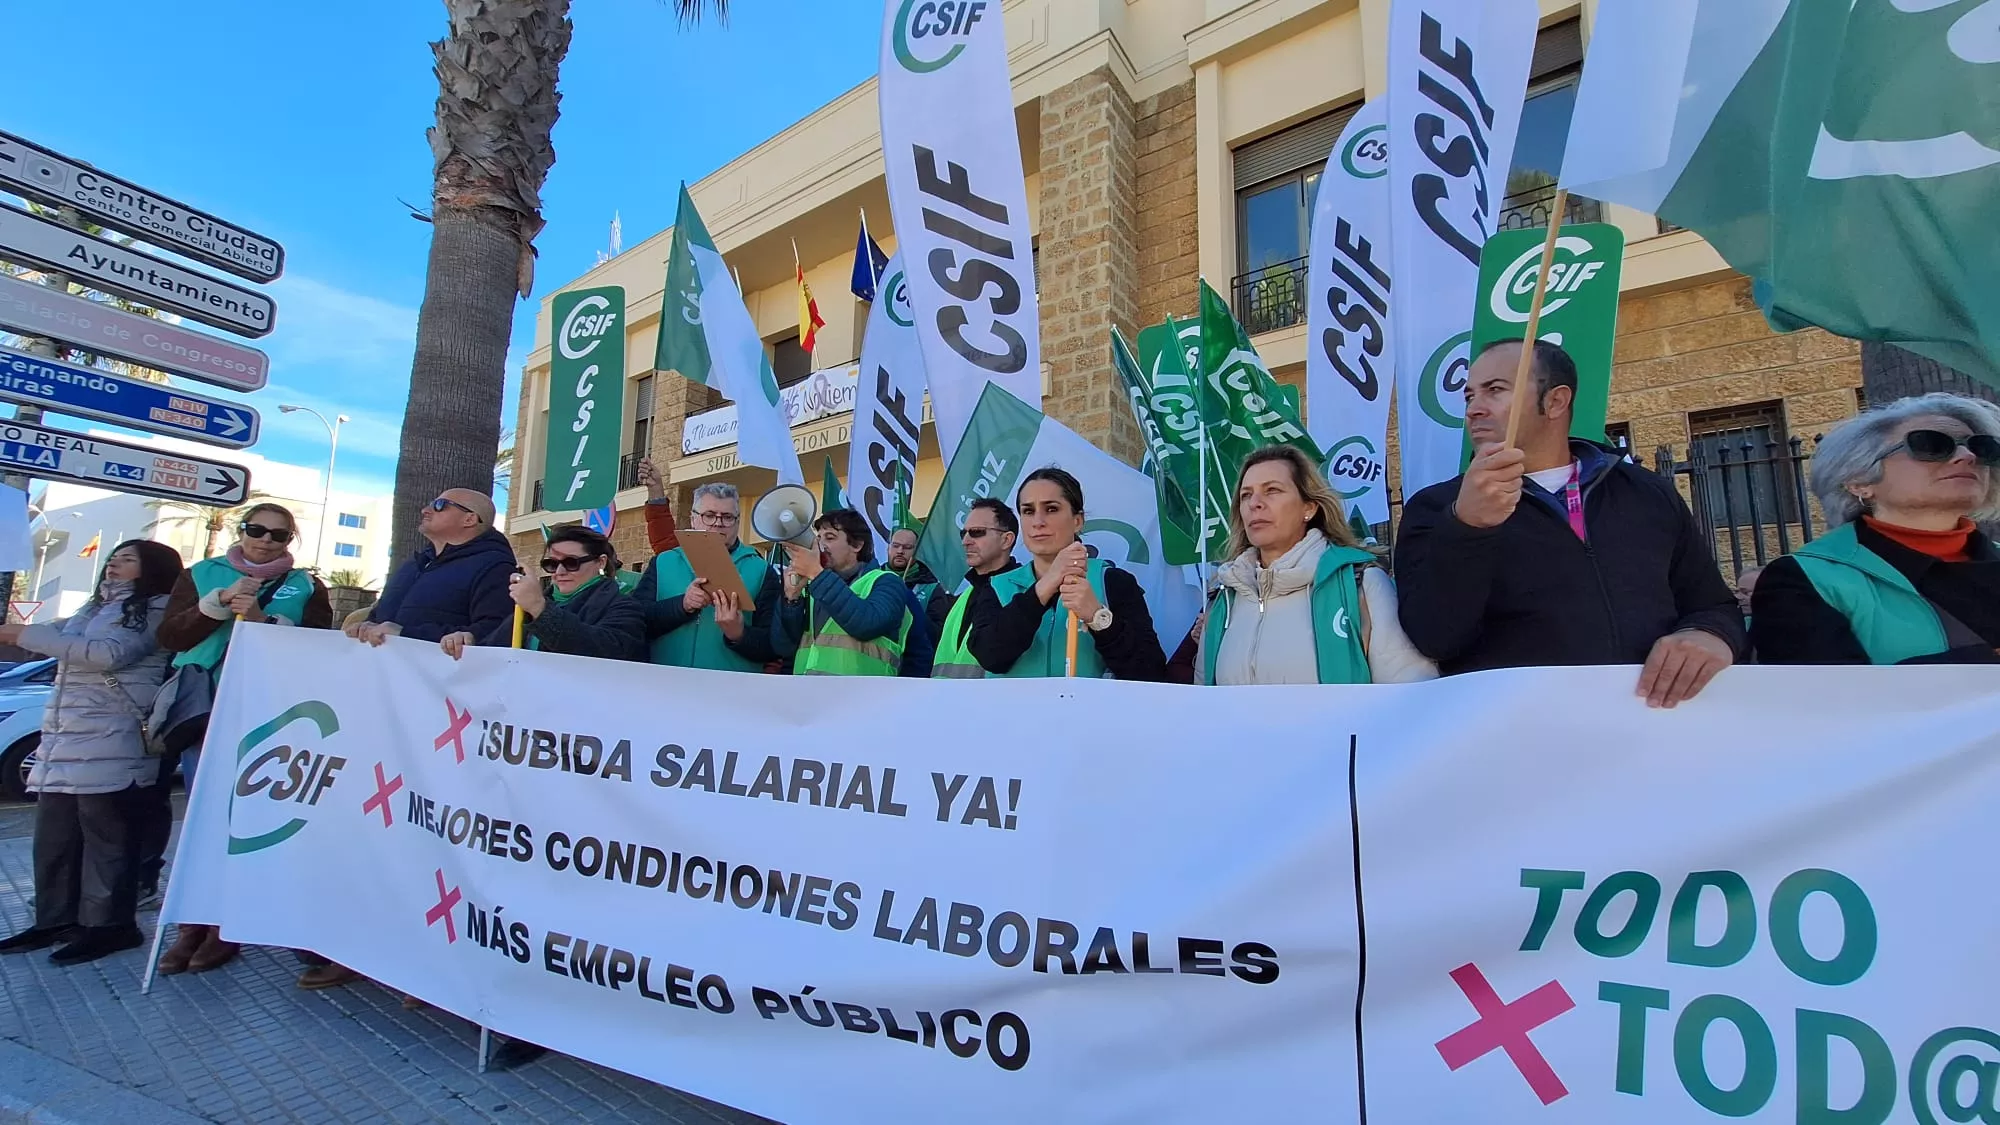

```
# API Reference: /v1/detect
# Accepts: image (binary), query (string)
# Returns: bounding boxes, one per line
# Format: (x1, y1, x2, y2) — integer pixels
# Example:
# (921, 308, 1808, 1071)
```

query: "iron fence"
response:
(1229, 255, 1309, 336)
(1653, 436, 1822, 576)
(619, 452, 645, 490)
(1497, 184, 1603, 232)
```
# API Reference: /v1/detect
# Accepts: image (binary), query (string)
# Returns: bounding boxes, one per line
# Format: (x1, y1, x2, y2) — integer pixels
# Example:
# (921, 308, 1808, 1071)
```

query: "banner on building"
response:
(1305, 99, 1394, 527)
(1471, 222, 1625, 448)
(849, 252, 931, 558)
(1387, 0, 1539, 498)
(878, 0, 1042, 463)
(545, 287, 626, 511)
(658, 185, 804, 485)
(681, 365, 859, 456)
(167, 630, 2000, 1124)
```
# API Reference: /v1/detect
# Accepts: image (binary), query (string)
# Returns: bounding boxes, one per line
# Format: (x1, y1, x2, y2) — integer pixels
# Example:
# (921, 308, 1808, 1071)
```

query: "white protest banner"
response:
(879, 0, 1041, 463)
(168, 629, 2000, 1124)
(848, 253, 930, 558)
(1305, 99, 1395, 527)
(166, 627, 1357, 1124)
(1387, 0, 1537, 498)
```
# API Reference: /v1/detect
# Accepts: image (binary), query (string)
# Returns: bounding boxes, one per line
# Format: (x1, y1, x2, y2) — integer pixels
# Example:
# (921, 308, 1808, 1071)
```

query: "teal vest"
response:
(174, 557, 316, 671)
(794, 569, 910, 677)
(984, 558, 1110, 678)
(1790, 523, 1978, 665)
(649, 544, 770, 673)
(931, 586, 984, 678)
(1198, 546, 1376, 685)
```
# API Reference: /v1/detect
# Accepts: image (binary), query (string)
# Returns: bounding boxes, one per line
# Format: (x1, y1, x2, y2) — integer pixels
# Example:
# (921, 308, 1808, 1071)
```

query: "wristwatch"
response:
(1087, 607, 1114, 632)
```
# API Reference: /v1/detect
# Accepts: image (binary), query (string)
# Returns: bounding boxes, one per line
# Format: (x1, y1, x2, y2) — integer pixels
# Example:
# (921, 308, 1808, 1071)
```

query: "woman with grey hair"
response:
(1752, 393, 2000, 664)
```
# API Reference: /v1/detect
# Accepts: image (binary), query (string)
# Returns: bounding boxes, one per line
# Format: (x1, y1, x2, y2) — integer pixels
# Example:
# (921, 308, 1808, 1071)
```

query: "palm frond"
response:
(667, 0, 728, 26)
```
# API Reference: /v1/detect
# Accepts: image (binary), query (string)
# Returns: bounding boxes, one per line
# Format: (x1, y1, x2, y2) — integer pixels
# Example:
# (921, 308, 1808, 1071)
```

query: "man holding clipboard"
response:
(631, 483, 783, 673)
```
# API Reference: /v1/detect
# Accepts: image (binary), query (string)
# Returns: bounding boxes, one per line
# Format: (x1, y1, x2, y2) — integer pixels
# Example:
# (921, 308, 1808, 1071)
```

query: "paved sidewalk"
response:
(0, 802, 775, 1125)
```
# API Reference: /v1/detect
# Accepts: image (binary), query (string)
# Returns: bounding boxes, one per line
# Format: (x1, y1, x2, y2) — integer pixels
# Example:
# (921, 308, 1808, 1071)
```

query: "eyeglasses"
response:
(428, 497, 479, 518)
(240, 522, 294, 543)
(693, 510, 740, 525)
(961, 527, 1001, 540)
(539, 554, 604, 573)
(1900, 429, 2000, 466)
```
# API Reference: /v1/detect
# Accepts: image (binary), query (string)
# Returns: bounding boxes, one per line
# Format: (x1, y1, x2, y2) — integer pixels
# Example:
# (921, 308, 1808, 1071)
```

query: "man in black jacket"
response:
(349, 489, 516, 647)
(1396, 340, 1744, 707)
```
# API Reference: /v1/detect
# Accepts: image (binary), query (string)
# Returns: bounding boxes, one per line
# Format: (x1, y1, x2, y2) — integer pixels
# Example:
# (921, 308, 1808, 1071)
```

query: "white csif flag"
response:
(1304, 99, 1395, 527)
(1387, 0, 1538, 497)
(879, 0, 1042, 464)
(848, 252, 931, 559)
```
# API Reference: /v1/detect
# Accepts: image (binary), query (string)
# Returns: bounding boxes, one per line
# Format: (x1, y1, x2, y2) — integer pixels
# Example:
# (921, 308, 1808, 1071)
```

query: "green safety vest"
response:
(794, 568, 910, 677)
(1790, 522, 1988, 665)
(984, 559, 1110, 678)
(1198, 546, 1375, 685)
(174, 557, 317, 671)
(613, 570, 640, 594)
(649, 544, 770, 673)
(931, 586, 984, 678)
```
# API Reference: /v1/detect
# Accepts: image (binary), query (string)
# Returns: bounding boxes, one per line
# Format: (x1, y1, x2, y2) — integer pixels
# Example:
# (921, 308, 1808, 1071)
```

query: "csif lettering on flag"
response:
(1110, 328, 1199, 566)
(1138, 318, 1232, 564)
(1195, 281, 1323, 560)
(1304, 99, 1395, 527)
(656, 184, 803, 485)
(1387, 0, 1538, 498)
(848, 253, 930, 560)
(879, 0, 1041, 464)
(546, 287, 625, 510)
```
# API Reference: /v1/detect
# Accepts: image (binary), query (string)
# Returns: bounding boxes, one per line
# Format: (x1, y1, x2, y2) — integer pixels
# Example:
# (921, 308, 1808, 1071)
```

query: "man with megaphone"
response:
(772, 507, 933, 677)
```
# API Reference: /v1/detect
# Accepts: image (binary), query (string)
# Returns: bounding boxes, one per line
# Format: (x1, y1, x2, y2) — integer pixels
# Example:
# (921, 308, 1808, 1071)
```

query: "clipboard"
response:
(677, 529, 757, 611)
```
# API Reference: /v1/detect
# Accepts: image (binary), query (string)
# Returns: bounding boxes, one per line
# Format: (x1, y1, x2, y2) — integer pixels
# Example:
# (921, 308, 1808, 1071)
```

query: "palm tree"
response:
(389, 0, 730, 562)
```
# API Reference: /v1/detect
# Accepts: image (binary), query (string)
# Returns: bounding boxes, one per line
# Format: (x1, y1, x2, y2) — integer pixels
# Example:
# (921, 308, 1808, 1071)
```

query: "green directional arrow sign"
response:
(1471, 221, 1625, 445)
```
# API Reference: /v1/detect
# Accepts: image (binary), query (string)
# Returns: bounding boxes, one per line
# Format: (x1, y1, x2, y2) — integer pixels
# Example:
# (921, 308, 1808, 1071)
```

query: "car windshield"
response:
(0, 659, 55, 687)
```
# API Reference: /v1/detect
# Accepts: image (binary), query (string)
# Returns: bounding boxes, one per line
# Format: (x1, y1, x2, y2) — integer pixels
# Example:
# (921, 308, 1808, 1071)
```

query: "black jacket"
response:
(966, 560, 1167, 681)
(1395, 442, 1746, 675)
(933, 560, 1021, 651)
(479, 576, 646, 661)
(370, 528, 517, 643)
(632, 553, 783, 666)
(1751, 521, 2000, 665)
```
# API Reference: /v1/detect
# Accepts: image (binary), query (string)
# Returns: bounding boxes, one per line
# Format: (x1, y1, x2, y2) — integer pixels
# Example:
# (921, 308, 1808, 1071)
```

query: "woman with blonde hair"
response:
(1196, 445, 1434, 685)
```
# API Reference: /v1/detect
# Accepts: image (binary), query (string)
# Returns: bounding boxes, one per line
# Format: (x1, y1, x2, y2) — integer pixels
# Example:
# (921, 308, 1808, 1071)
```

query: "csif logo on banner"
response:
(1340, 123, 1389, 180)
(1489, 236, 1610, 324)
(1408, 13, 1504, 266)
(1323, 435, 1385, 502)
(229, 701, 345, 855)
(548, 287, 626, 510)
(892, 0, 991, 72)
(561, 294, 621, 359)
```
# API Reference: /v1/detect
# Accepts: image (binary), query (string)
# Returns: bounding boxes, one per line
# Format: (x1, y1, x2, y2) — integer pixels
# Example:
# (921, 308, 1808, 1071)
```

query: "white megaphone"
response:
(750, 483, 819, 547)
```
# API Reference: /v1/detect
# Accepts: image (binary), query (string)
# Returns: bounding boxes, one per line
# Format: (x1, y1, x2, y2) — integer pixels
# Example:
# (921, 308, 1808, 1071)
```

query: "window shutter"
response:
(634, 374, 655, 420)
(1233, 104, 1362, 190)
(1532, 19, 1583, 81)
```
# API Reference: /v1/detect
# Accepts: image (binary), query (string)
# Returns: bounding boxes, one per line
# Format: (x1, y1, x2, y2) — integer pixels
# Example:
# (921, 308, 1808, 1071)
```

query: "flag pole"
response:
(511, 606, 524, 648)
(1065, 611, 1079, 677)
(1502, 190, 1570, 451)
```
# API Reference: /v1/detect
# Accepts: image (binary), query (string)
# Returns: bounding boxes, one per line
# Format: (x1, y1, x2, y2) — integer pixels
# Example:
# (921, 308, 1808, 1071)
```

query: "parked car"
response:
(0, 659, 55, 802)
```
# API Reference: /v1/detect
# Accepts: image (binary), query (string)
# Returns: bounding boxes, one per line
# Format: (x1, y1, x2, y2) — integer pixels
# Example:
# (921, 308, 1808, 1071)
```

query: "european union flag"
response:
(849, 226, 891, 302)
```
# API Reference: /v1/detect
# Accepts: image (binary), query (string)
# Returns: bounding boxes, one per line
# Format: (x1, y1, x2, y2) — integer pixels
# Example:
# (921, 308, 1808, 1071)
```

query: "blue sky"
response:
(4, 0, 882, 506)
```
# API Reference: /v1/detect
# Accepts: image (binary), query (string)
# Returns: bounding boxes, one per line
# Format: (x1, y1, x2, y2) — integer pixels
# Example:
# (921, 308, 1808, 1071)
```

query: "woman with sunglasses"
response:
(1753, 393, 2000, 665)
(151, 503, 331, 974)
(965, 467, 1167, 680)
(440, 526, 644, 661)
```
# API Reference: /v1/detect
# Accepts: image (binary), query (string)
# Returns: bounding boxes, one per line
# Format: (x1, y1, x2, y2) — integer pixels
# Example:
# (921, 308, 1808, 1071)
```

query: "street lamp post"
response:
(280, 405, 350, 569)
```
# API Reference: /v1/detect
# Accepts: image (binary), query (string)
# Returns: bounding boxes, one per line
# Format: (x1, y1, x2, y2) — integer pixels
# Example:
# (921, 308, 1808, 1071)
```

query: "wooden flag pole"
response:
(1502, 189, 1570, 450)
(511, 606, 525, 648)
(1064, 611, 1080, 677)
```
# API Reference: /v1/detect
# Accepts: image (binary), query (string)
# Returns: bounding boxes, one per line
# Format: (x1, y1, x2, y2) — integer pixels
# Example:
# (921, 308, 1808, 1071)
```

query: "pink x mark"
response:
(424, 869, 462, 943)
(433, 698, 472, 763)
(1434, 962, 1575, 1105)
(360, 762, 403, 828)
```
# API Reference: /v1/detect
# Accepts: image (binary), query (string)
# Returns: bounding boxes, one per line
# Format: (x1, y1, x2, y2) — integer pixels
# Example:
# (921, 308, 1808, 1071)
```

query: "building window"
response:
(1230, 105, 1360, 335)
(1499, 20, 1603, 232)
(1604, 421, 1635, 461)
(623, 373, 655, 489)
(769, 332, 813, 388)
(333, 542, 363, 559)
(337, 513, 366, 529)
(1687, 401, 1801, 525)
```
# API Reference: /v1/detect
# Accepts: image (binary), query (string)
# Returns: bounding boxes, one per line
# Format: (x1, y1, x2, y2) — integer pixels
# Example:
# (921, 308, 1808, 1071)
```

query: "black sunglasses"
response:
(960, 527, 1002, 539)
(240, 522, 294, 544)
(539, 554, 604, 573)
(1902, 429, 2000, 466)
(428, 497, 479, 517)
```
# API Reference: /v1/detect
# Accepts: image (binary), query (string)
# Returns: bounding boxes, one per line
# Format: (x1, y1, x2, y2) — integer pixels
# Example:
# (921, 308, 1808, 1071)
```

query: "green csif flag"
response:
(1563, 1, 2000, 385)
(1194, 281, 1323, 548)
(1111, 328, 1201, 565)
(821, 456, 846, 511)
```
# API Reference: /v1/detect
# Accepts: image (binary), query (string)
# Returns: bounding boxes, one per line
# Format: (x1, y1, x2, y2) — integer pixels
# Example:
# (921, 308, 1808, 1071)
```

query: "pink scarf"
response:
(227, 544, 296, 581)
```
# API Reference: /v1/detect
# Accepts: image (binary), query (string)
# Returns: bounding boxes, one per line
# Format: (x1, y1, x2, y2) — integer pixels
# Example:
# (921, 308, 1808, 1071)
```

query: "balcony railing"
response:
(619, 452, 645, 490)
(1230, 256, 1309, 336)
(530, 478, 544, 513)
(1497, 184, 1603, 232)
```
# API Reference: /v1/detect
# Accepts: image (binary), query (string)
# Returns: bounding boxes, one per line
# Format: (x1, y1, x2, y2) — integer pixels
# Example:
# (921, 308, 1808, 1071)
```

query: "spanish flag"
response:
(78, 532, 101, 559)
(793, 242, 825, 359)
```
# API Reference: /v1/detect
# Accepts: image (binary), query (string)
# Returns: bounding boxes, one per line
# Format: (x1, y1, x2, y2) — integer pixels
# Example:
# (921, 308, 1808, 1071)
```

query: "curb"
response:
(0, 1039, 213, 1125)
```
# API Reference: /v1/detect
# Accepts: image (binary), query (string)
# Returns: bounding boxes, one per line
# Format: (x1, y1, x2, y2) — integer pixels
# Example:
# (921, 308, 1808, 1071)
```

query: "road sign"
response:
(0, 347, 259, 448)
(7, 601, 41, 623)
(0, 203, 274, 338)
(0, 272, 268, 391)
(0, 419, 249, 506)
(0, 131, 284, 283)
(584, 503, 616, 536)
